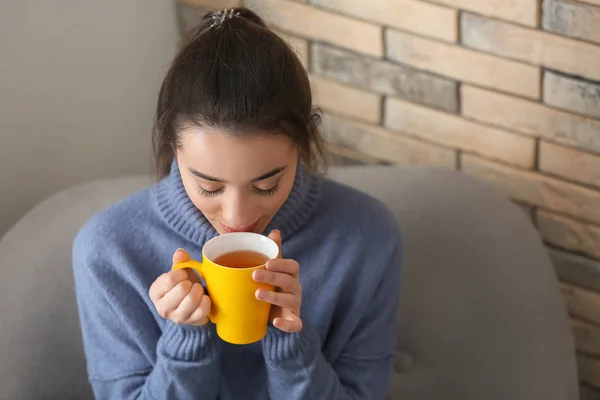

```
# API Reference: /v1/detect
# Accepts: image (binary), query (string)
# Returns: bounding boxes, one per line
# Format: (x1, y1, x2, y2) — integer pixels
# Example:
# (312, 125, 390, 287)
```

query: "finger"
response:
(256, 289, 301, 310)
(268, 229, 282, 253)
(149, 269, 190, 301)
(273, 317, 303, 333)
(170, 283, 204, 323)
(266, 258, 299, 277)
(172, 249, 202, 284)
(253, 269, 301, 294)
(183, 268, 202, 284)
(186, 295, 212, 326)
(156, 280, 193, 318)
(172, 248, 190, 265)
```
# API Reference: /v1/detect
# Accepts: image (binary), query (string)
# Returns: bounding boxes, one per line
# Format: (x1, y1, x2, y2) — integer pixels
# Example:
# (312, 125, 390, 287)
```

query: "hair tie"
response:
(209, 8, 241, 30)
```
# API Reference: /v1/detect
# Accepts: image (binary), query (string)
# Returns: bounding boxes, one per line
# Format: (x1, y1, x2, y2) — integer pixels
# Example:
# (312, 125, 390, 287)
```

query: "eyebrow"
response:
(189, 166, 287, 183)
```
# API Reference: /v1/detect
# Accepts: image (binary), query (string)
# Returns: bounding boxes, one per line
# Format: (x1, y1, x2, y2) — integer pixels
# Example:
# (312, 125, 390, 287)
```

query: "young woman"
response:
(73, 7, 402, 399)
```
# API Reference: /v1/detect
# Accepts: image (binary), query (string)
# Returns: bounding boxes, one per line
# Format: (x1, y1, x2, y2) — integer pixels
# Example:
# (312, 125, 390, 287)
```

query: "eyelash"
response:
(197, 185, 223, 198)
(196, 183, 280, 198)
(253, 184, 280, 197)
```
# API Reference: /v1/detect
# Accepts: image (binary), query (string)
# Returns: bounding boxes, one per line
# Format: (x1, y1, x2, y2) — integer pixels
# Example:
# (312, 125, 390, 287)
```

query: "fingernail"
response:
(252, 270, 259, 280)
(256, 289, 267, 299)
(274, 318, 284, 328)
(273, 229, 281, 236)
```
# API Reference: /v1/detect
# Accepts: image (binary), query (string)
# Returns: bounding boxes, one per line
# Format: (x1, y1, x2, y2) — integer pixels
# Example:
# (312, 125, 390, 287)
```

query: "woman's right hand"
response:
(149, 248, 212, 326)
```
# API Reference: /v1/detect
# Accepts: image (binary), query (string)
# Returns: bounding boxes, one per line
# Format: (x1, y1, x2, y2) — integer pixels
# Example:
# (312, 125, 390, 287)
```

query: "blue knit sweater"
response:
(73, 162, 402, 399)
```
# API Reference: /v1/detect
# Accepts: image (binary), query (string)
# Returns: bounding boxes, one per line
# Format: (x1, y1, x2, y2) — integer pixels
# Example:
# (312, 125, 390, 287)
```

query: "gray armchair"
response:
(0, 165, 579, 399)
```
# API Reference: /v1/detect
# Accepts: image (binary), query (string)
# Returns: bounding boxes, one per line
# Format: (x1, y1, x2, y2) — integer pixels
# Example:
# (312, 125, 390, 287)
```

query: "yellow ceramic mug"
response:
(172, 232, 279, 345)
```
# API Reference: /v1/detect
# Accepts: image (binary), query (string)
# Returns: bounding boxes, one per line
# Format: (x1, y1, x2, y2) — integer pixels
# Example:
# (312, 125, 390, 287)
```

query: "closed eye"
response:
(197, 184, 224, 198)
(252, 184, 280, 196)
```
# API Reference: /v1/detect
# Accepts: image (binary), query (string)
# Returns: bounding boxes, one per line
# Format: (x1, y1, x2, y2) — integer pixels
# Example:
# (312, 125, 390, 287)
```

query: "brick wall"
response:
(176, 0, 600, 396)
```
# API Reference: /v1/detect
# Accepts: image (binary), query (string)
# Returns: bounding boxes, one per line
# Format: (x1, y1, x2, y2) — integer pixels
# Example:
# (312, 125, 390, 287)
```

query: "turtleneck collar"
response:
(154, 159, 322, 247)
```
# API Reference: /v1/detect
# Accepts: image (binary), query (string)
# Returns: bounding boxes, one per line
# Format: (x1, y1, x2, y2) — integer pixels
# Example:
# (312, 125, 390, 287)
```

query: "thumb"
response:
(172, 248, 190, 265)
(268, 229, 282, 254)
(172, 248, 202, 284)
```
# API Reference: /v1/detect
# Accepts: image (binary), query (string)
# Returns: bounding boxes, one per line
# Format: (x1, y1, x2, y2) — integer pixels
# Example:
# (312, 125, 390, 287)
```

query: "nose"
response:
(221, 190, 254, 229)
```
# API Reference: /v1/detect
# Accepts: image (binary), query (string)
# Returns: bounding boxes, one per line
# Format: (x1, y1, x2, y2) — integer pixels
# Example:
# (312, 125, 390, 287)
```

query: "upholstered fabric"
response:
(328, 166, 579, 400)
(0, 166, 579, 399)
(0, 176, 152, 400)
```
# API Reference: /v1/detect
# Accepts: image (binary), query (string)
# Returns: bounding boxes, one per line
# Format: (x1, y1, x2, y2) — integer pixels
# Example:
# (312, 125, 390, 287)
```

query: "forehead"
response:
(177, 126, 297, 181)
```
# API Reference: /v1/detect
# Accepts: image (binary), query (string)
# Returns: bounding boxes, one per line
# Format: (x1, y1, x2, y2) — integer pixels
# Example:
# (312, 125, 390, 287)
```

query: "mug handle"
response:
(172, 260, 217, 323)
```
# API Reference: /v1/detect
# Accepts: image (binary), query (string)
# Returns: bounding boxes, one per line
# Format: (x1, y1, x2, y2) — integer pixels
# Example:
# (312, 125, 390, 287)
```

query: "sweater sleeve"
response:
(73, 235, 223, 399)
(261, 239, 402, 400)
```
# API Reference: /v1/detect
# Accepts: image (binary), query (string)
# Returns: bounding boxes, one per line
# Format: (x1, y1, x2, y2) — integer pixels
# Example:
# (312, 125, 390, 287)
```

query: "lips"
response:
(221, 221, 259, 233)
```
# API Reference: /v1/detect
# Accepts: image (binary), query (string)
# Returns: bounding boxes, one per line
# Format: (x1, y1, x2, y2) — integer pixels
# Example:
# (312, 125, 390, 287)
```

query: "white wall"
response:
(0, 0, 179, 237)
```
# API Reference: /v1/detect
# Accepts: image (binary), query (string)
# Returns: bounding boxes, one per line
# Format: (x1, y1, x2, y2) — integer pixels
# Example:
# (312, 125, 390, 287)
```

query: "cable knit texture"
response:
(73, 160, 402, 400)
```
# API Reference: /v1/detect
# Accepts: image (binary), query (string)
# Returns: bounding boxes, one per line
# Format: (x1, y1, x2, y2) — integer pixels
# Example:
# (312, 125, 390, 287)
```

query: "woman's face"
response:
(176, 126, 299, 235)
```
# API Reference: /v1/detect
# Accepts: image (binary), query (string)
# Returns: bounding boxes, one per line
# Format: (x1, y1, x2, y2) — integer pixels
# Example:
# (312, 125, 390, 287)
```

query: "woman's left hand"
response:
(252, 229, 303, 333)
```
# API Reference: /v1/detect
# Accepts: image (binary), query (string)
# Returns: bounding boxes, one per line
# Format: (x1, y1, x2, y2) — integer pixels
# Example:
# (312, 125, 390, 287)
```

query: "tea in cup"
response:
(172, 232, 279, 344)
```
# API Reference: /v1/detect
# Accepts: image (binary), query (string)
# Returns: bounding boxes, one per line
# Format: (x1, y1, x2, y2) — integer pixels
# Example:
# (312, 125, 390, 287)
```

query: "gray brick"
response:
(322, 114, 456, 167)
(548, 247, 600, 293)
(463, 85, 600, 155)
(311, 43, 458, 113)
(544, 70, 600, 120)
(461, 11, 600, 82)
(394, 23, 540, 98)
(543, 0, 600, 45)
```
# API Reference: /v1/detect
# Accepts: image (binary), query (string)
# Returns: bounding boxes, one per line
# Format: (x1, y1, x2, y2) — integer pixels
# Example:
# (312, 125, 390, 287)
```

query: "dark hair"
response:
(152, 7, 326, 179)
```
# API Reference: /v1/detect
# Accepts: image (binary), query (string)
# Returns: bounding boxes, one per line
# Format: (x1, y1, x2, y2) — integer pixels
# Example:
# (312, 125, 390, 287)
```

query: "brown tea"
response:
(213, 250, 269, 269)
